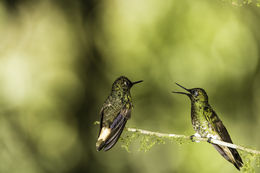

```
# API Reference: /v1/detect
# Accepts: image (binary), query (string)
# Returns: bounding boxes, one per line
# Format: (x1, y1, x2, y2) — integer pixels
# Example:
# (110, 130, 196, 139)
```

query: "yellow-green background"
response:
(0, 0, 260, 172)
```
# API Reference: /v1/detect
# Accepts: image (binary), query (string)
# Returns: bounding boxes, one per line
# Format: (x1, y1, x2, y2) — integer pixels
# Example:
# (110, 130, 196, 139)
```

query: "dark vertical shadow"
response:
(57, 0, 108, 172)
(2, 0, 107, 172)
(2, 0, 28, 14)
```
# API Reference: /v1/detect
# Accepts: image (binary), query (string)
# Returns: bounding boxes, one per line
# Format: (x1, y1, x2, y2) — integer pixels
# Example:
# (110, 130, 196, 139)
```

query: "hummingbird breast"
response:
(191, 103, 216, 138)
(192, 116, 210, 137)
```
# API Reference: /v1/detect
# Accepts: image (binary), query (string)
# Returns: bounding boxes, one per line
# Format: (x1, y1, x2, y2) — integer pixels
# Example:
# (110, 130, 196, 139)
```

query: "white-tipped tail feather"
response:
(96, 127, 111, 151)
(98, 127, 111, 141)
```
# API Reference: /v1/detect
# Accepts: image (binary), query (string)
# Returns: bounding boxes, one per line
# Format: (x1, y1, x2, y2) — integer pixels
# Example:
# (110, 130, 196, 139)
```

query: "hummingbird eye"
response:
(193, 90, 199, 97)
(124, 81, 128, 86)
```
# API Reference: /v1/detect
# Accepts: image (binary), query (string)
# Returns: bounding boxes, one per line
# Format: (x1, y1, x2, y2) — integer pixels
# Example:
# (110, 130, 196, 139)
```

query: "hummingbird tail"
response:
(229, 148, 243, 170)
(233, 162, 242, 171)
(96, 127, 112, 151)
(96, 139, 106, 151)
(212, 144, 243, 170)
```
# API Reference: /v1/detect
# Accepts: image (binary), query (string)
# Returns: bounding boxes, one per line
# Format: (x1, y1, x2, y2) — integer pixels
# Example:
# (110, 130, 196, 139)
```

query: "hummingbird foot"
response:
(190, 135, 195, 142)
(206, 134, 218, 143)
(207, 137, 212, 143)
(190, 133, 201, 143)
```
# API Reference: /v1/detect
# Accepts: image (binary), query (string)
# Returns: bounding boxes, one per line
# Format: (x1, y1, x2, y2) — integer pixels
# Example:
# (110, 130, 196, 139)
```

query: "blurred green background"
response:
(0, 0, 260, 172)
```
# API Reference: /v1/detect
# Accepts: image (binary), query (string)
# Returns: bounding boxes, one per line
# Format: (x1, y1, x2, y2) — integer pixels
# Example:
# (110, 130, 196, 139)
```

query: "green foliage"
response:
(2, 0, 260, 172)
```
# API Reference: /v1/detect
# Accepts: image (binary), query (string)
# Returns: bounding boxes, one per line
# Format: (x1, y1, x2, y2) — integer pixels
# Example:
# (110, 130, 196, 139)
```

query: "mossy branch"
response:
(126, 127, 260, 155)
(94, 121, 260, 155)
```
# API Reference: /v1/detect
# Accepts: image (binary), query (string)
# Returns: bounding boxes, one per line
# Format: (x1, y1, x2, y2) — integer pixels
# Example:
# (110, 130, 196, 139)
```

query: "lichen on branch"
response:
(126, 127, 260, 155)
(94, 121, 260, 172)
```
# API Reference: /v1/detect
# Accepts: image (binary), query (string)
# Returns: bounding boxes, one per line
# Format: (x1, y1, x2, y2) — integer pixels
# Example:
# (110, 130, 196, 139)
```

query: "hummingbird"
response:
(173, 83, 243, 170)
(96, 76, 143, 151)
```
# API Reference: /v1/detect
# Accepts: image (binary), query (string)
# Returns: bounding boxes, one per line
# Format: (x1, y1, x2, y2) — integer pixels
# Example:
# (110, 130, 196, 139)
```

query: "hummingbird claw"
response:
(207, 137, 212, 143)
(190, 135, 195, 142)
(190, 133, 201, 142)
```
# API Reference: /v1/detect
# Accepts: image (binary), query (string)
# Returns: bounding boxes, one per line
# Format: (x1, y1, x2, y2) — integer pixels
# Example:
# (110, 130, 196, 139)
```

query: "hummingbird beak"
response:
(172, 83, 191, 96)
(131, 80, 143, 86)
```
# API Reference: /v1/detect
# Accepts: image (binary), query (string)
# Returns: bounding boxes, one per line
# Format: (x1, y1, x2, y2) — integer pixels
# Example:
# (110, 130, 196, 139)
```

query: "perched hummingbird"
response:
(173, 83, 243, 170)
(96, 76, 143, 151)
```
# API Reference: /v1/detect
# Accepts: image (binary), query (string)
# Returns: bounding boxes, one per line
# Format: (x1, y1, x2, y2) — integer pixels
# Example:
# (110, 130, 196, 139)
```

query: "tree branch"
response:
(94, 121, 260, 155)
(126, 127, 260, 155)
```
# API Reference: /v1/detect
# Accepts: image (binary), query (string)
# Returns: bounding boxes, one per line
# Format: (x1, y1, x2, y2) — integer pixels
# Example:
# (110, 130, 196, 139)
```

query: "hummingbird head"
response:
(172, 83, 208, 102)
(112, 76, 143, 92)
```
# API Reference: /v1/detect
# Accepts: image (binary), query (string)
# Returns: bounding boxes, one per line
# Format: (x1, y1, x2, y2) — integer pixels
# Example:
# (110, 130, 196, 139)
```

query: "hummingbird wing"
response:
(210, 111, 243, 170)
(103, 105, 131, 151)
(96, 101, 132, 151)
(103, 112, 130, 151)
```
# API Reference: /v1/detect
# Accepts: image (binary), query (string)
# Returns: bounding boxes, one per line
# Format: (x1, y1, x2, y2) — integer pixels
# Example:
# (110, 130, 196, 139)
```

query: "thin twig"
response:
(126, 127, 260, 155)
(94, 121, 260, 155)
